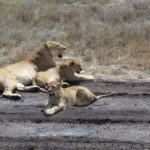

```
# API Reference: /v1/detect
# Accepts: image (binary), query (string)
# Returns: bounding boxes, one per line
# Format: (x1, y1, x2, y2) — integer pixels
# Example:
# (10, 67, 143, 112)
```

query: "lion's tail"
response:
(96, 92, 116, 99)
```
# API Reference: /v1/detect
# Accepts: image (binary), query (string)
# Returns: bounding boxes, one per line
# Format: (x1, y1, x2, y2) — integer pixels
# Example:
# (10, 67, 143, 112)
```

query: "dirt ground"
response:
(1, 79, 150, 150)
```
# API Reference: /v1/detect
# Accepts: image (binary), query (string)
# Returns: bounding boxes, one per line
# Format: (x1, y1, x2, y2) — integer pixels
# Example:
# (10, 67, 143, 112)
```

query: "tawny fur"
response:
(35, 59, 94, 88)
(44, 81, 115, 116)
(0, 41, 66, 100)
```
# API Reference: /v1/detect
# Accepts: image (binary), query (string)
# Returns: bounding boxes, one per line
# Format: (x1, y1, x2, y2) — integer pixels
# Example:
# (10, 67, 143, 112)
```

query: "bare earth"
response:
(0, 0, 150, 149)
(0, 79, 150, 150)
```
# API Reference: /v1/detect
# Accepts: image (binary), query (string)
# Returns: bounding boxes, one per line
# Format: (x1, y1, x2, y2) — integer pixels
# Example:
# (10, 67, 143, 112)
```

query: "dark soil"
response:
(1, 79, 150, 150)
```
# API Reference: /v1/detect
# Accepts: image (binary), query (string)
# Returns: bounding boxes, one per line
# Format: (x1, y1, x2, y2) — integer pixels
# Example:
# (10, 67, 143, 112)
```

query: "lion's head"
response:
(43, 41, 66, 58)
(59, 59, 83, 75)
(67, 59, 83, 74)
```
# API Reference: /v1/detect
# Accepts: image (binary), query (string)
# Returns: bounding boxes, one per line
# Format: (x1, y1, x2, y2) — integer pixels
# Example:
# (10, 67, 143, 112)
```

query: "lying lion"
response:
(44, 81, 115, 116)
(0, 41, 66, 100)
(34, 59, 94, 88)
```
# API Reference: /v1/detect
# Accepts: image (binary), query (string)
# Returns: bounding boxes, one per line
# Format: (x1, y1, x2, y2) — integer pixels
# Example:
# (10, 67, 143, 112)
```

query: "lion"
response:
(44, 81, 115, 115)
(34, 59, 94, 88)
(0, 41, 66, 100)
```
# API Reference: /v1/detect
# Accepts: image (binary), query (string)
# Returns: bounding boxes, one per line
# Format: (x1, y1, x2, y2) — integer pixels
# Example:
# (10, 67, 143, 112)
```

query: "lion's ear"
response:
(43, 43, 48, 49)
(70, 61, 75, 66)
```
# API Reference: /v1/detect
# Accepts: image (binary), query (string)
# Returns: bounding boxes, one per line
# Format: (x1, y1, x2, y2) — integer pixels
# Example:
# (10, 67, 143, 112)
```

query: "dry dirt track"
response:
(1, 79, 150, 150)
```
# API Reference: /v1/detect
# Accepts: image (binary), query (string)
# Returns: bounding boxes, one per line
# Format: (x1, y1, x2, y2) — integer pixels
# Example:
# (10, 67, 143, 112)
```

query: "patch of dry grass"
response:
(0, 0, 150, 80)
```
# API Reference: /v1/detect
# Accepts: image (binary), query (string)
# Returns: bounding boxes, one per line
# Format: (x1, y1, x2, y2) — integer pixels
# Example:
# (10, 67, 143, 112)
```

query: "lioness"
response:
(34, 59, 94, 88)
(44, 81, 115, 116)
(0, 41, 66, 99)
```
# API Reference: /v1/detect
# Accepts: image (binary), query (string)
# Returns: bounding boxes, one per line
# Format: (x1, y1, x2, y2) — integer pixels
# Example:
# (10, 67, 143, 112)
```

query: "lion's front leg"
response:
(73, 73, 94, 81)
(44, 103, 65, 116)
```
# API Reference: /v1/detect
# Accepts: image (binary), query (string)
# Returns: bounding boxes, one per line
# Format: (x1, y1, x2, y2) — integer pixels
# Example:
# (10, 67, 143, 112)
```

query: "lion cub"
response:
(44, 81, 115, 116)
(35, 59, 94, 88)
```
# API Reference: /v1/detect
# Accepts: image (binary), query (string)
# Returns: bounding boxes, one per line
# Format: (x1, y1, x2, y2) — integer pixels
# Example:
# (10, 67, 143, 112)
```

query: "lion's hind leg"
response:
(75, 89, 96, 106)
(3, 85, 22, 100)
(0, 72, 21, 100)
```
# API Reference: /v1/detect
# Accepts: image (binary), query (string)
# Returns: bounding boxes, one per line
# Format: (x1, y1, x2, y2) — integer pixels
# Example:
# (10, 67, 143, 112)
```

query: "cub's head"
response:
(43, 41, 66, 58)
(67, 59, 83, 74)
(46, 81, 64, 97)
(47, 81, 69, 97)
